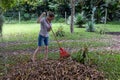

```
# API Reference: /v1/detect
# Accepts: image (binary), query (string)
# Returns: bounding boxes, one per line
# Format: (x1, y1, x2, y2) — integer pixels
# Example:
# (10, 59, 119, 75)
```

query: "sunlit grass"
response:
(1, 22, 118, 42)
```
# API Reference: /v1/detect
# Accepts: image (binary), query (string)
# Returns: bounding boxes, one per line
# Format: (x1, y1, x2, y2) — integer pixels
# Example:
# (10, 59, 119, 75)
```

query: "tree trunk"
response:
(70, 0, 75, 33)
(0, 13, 4, 37)
(65, 11, 67, 24)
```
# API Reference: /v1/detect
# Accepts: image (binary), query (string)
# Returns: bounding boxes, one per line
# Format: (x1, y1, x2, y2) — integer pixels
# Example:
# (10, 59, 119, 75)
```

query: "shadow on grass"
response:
(105, 32, 120, 36)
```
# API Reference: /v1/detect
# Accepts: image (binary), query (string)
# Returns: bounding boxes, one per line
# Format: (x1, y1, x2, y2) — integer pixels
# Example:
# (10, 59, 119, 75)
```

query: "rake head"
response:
(59, 48, 70, 58)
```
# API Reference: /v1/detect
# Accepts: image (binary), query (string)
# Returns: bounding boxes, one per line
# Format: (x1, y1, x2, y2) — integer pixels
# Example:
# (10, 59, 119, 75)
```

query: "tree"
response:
(0, 0, 17, 36)
(53, 0, 70, 4)
(70, 0, 75, 33)
(0, 8, 4, 37)
(0, 0, 17, 11)
(53, 0, 74, 33)
(106, 0, 120, 21)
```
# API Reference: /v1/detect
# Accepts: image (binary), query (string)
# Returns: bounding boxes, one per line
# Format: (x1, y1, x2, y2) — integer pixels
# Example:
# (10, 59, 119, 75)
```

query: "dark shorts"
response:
(38, 35, 49, 46)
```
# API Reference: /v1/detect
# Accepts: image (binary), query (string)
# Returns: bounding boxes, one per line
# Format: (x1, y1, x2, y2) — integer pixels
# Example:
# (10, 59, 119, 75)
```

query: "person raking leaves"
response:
(32, 11, 54, 62)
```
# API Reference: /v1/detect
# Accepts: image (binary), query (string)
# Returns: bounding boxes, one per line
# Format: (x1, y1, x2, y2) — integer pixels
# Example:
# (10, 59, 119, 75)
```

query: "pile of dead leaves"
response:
(2, 58, 104, 80)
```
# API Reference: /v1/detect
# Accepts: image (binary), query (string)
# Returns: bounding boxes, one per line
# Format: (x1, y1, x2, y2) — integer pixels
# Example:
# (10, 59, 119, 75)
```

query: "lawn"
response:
(0, 22, 119, 42)
(2, 22, 119, 42)
(0, 23, 112, 51)
(0, 22, 120, 79)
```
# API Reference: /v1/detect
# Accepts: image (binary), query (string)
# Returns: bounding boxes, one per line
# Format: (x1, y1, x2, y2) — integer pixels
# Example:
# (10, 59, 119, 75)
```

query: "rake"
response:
(51, 28, 70, 58)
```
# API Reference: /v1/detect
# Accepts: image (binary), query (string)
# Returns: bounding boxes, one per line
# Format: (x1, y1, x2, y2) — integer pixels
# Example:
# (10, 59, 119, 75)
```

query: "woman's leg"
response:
(32, 35, 43, 62)
(32, 46, 41, 62)
(44, 46, 48, 60)
(44, 37, 49, 60)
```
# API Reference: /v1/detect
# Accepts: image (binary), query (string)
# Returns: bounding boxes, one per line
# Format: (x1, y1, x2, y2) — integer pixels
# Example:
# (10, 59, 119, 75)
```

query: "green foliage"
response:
(86, 21, 95, 32)
(75, 13, 86, 28)
(1, 0, 120, 23)
(96, 26, 109, 34)
(55, 26, 65, 37)
(73, 49, 120, 79)
(0, 0, 17, 11)
(72, 46, 88, 64)
(82, 0, 120, 22)
(56, 3, 71, 17)
(88, 52, 120, 79)
(48, 2, 58, 11)
(53, 17, 65, 23)
(54, 0, 70, 4)
(23, 13, 31, 20)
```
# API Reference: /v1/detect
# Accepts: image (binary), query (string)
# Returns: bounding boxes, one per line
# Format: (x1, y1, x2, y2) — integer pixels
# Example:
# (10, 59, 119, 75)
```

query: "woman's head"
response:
(47, 11, 54, 21)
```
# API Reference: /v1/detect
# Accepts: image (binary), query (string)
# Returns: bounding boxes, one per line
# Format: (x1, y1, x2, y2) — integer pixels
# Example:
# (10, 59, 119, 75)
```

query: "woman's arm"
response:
(37, 12, 46, 23)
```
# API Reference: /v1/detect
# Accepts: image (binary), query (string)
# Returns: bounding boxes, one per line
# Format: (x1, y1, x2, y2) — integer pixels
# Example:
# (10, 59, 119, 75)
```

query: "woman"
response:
(32, 11, 54, 62)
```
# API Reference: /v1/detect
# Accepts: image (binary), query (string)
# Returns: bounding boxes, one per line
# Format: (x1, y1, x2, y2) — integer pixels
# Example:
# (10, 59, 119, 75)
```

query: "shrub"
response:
(55, 26, 65, 37)
(86, 21, 95, 32)
(75, 13, 86, 28)
(72, 46, 88, 64)
(53, 17, 65, 23)
(23, 13, 31, 20)
(57, 18, 65, 23)
(96, 26, 109, 34)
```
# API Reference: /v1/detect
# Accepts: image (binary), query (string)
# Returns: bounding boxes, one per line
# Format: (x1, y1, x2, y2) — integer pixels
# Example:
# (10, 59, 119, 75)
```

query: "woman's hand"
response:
(42, 12, 46, 16)
(37, 12, 46, 23)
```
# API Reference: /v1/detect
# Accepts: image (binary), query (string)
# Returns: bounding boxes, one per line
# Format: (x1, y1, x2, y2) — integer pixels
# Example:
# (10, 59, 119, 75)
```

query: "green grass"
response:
(0, 41, 109, 53)
(71, 51, 120, 79)
(96, 23, 120, 32)
(0, 23, 112, 52)
(92, 53, 120, 79)
(2, 23, 119, 42)
(0, 22, 116, 52)
(0, 22, 120, 79)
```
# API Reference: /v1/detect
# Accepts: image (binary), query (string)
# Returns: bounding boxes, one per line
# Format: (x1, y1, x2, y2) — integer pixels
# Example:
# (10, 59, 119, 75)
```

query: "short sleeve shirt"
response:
(39, 17, 51, 37)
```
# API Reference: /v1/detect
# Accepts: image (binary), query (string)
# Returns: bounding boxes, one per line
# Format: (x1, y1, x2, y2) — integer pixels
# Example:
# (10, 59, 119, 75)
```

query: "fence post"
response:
(18, 11, 21, 23)
(65, 11, 67, 24)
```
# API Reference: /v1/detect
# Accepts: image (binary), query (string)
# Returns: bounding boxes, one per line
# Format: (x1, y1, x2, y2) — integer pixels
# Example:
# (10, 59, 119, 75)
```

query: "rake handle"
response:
(51, 28, 61, 48)
(45, 15, 61, 49)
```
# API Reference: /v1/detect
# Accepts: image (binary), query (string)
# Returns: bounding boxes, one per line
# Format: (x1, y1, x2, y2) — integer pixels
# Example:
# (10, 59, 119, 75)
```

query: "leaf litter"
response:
(1, 58, 104, 80)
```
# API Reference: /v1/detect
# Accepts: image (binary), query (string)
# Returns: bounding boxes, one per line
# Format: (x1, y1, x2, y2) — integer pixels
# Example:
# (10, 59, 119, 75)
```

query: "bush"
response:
(96, 26, 109, 34)
(23, 13, 31, 20)
(57, 18, 65, 23)
(86, 21, 95, 32)
(75, 13, 86, 28)
(72, 46, 88, 64)
(53, 15, 65, 23)
(55, 26, 65, 37)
